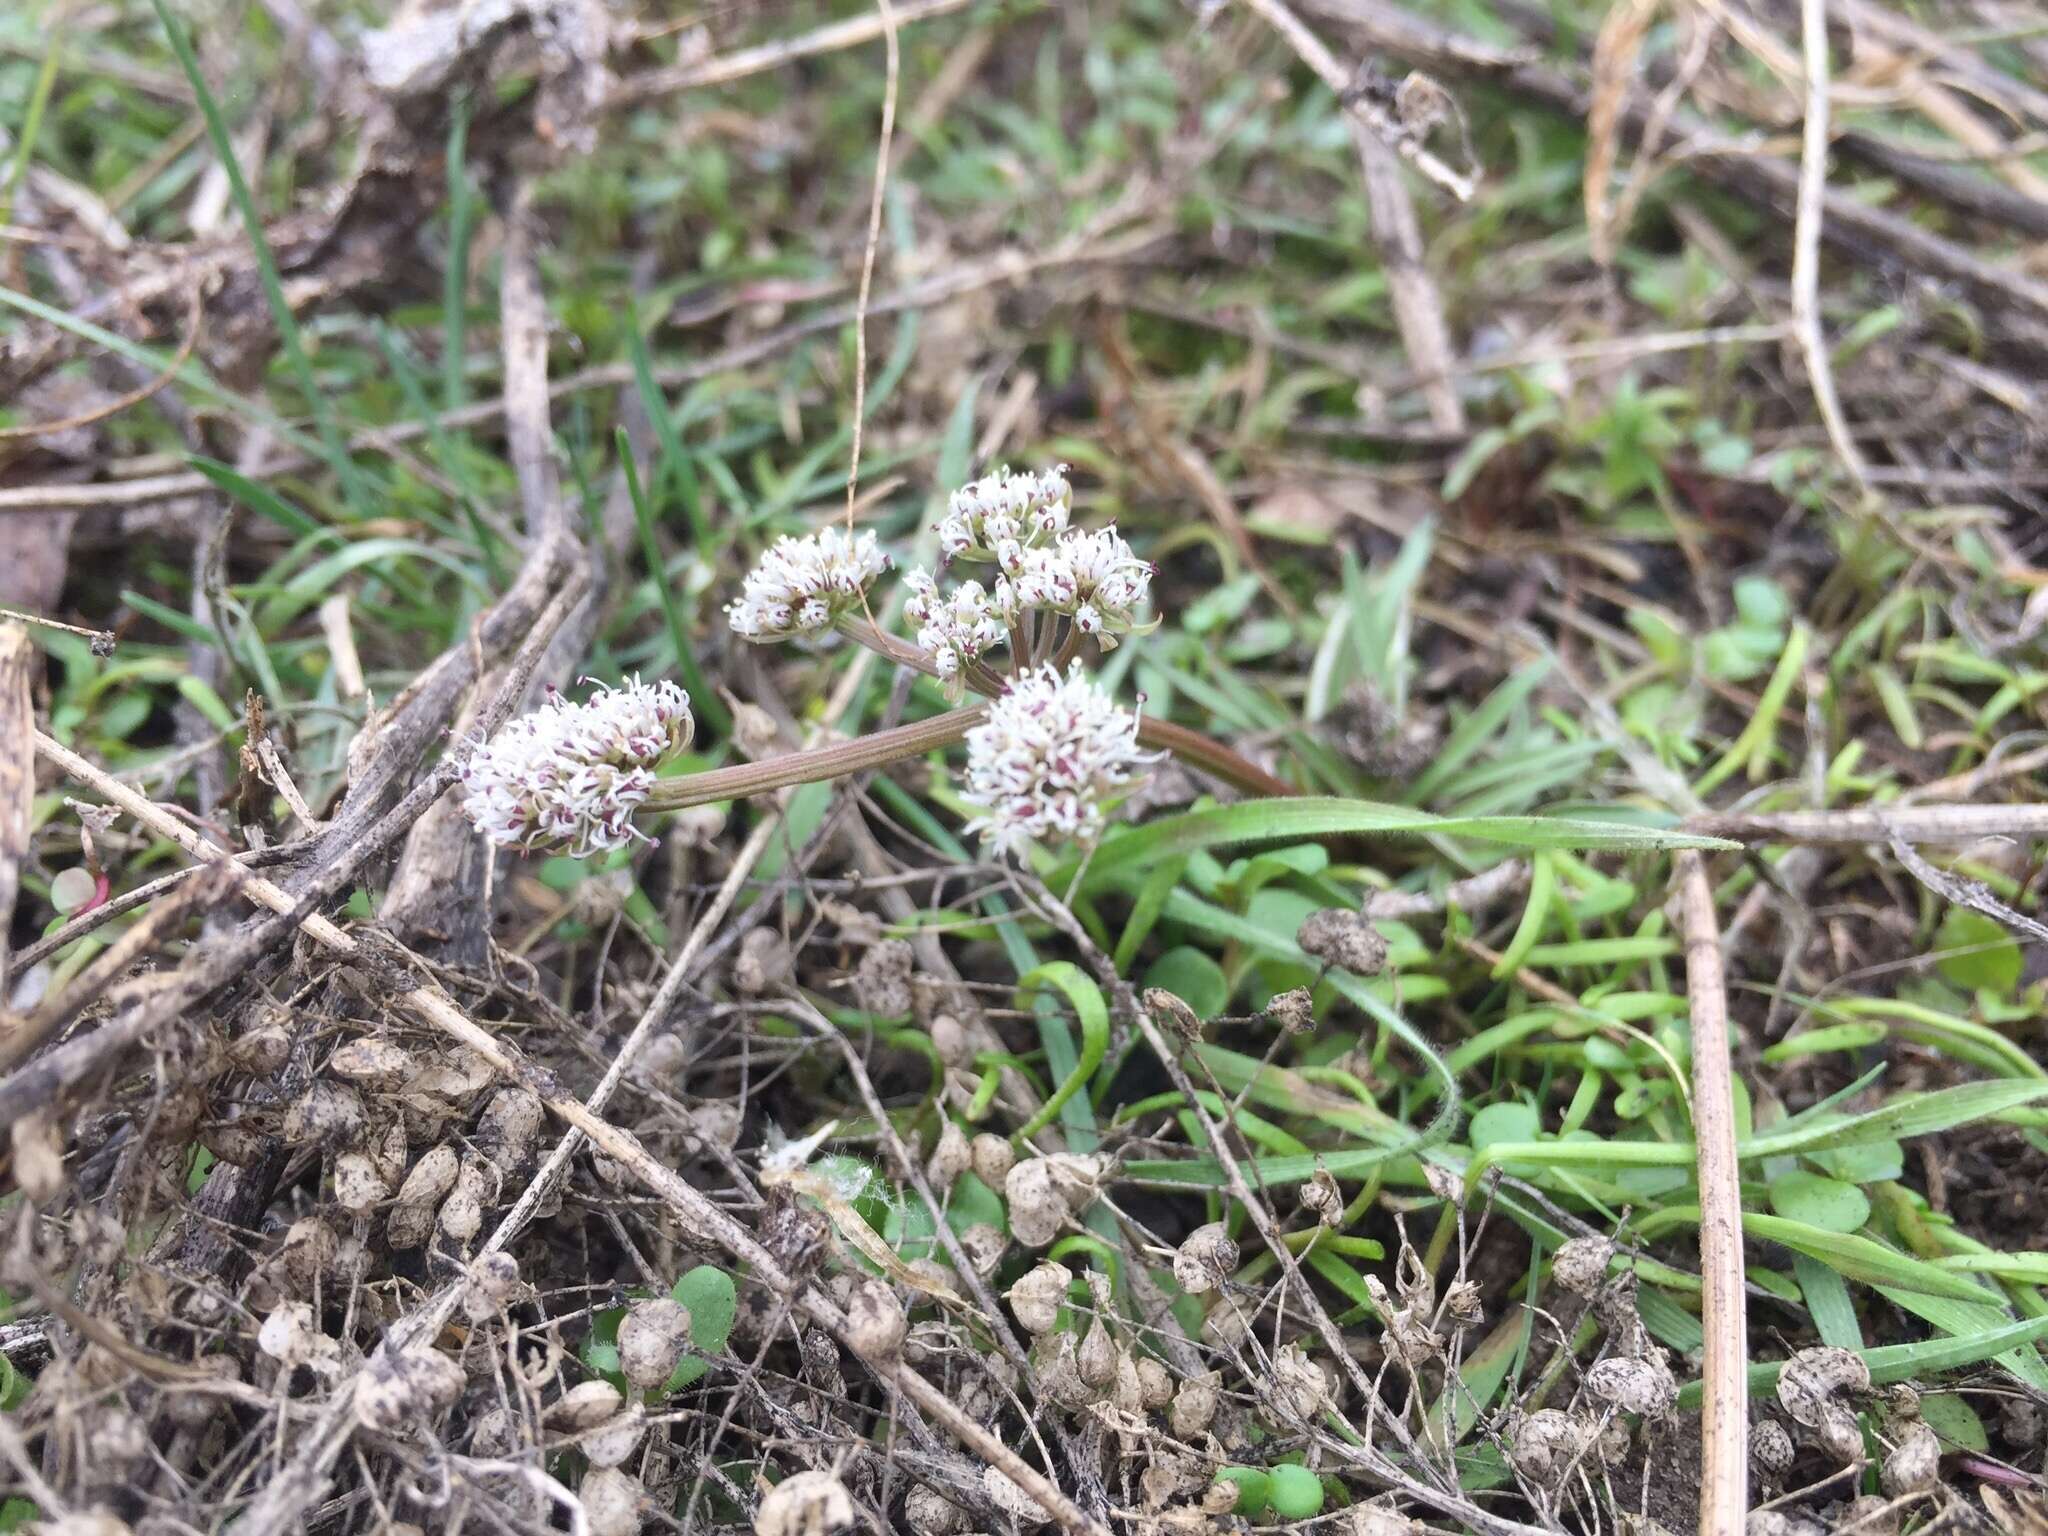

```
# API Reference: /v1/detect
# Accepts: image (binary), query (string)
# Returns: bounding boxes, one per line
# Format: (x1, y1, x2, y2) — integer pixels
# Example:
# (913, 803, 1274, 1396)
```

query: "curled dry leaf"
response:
(1299, 1164, 1343, 1226)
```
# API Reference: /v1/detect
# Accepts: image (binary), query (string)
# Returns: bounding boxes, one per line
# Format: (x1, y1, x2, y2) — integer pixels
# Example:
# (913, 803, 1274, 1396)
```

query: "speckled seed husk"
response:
(580, 1467, 646, 1536)
(617, 1297, 693, 1391)
(754, 1469, 855, 1536)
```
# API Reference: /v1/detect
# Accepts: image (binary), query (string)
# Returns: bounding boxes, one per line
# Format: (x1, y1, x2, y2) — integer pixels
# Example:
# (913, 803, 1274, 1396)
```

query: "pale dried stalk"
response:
(1683, 802, 2048, 845)
(34, 729, 1108, 1536)
(642, 705, 986, 810)
(0, 624, 30, 1002)
(1675, 850, 1746, 1535)
(1792, 0, 1868, 491)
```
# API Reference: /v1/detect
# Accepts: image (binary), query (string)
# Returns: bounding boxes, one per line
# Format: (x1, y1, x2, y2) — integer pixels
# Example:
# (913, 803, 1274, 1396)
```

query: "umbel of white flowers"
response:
(459, 678, 693, 856)
(964, 663, 1155, 857)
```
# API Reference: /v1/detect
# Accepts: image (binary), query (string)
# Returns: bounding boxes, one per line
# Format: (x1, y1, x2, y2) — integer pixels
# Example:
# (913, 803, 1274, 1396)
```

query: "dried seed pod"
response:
(283, 1081, 366, 1146)
(333, 1151, 389, 1216)
(1585, 1351, 1676, 1421)
(1442, 1279, 1483, 1329)
(1509, 1409, 1590, 1487)
(1776, 1346, 1870, 1431)
(386, 1201, 435, 1250)
(1751, 1416, 1794, 1481)
(548, 1380, 626, 1430)
(1551, 1235, 1616, 1298)
(200, 1123, 272, 1168)
(1265, 986, 1316, 1033)
(1112, 1348, 1146, 1415)
(1005, 1158, 1069, 1248)
(737, 925, 790, 999)
(1299, 1165, 1343, 1227)
(354, 1345, 465, 1432)
(329, 1038, 414, 1084)
(1201, 1301, 1249, 1352)
(845, 1278, 906, 1359)
(437, 1168, 485, 1244)
(396, 1144, 461, 1207)
(581, 1404, 647, 1469)
(1350, 1503, 1419, 1536)
(926, 1120, 970, 1194)
(958, 1223, 1007, 1277)
(853, 939, 915, 1018)
(1596, 1416, 1633, 1466)
(1174, 1223, 1237, 1296)
(581, 1467, 645, 1536)
(1170, 1371, 1220, 1438)
(981, 1467, 1050, 1527)
(257, 1301, 318, 1364)
(462, 1252, 525, 1321)
(1746, 1516, 1827, 1536)
(469, 1405, 521, 1459)
(476, 1086, 545, 1169)
(618, 1297, 693, 1391)
(1273, 1342, 1327, 1420)
(1420, 1159, 1464, 1207)
(1142, 987, 1203, 1041)
(1005, 1261, 1072, 1334)
(927, 1013, 971, 1067)
(1296, 909, 1388, 975)
(902, 1483, 968, 1536)
(1032, 1329, 1094, 1409)
(272, 1217, 338, 1295)
(1884, 1383, 1920, 1421)
(685, 1101, 743, 1155)
(1879, 1420, 1940, 1496)
(1136, 1355, 1174, 1409)
(232, 1020, 292, 1076)
(10, 1113, 64, 1205)
(755, 1469, 856, 1536)
(1077, 1320, 1116, 1389)
(969, 1133, 1015, 1189)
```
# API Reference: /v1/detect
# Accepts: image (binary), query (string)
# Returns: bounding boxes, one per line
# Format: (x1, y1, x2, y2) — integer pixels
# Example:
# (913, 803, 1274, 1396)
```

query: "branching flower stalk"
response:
(464, 466, 1290, 859)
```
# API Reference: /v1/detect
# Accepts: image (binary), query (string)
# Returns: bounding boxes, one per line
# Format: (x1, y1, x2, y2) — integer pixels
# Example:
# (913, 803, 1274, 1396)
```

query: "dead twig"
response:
(1791, 0, 1868, 491)
(1674, 850, 1747, 1536)
(1682, 802, 2048, 845)
(0, 624, 30, 1003)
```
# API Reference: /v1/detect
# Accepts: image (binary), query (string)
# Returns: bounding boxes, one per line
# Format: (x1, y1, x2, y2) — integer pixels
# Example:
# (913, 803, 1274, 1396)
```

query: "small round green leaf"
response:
(1935, 909, 2022, 994)
(1267, 1464, 1325, 1519)
(1768, 1170, 1871, 1234)
(1468, 1101, 1541, 1152)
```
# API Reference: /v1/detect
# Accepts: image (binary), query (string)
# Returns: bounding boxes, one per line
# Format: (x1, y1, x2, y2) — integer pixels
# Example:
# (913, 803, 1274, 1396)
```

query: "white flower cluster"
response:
(1003, 524, 1153, 639)
(903, 571, 1007, 682)
(726, 527, 888, 642)
(459, 678, 693, 856)
(938, 464, 1073, 563)
(962, 664, 1153, 858)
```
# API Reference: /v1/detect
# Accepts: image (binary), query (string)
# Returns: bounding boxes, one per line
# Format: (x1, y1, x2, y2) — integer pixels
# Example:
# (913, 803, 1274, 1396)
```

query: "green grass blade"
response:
(618, 428, 728, 738)
(148, 0, 369, 514)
